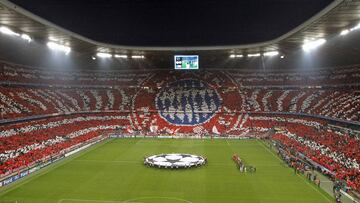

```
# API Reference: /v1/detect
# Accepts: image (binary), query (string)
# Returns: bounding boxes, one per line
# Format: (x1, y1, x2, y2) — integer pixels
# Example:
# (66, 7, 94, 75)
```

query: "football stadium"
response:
(0, 0, 359, 202)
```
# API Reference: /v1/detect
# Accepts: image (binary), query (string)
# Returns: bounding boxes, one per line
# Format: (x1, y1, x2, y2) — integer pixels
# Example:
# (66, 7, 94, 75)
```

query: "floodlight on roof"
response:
(0, 26, 32, 42)
(230, 54, 243, 58)
(340, 29, 349, 36)
(96, 52, 112, 58)
(350, 23, 360, 31)
(0, 26, 20, 36)
(247, 53, 261, 57)
(21, 34, 32, 42)
(263, 51, 279, 57)
(131, 55, 145, 59)
(47, 41, 71, 55)
(114, 54, 128, 58)
(302, 39, 326, 52)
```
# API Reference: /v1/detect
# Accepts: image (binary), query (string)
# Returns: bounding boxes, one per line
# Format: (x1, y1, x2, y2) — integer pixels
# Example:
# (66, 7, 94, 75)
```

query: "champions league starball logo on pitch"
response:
(155, 79, 221, 125)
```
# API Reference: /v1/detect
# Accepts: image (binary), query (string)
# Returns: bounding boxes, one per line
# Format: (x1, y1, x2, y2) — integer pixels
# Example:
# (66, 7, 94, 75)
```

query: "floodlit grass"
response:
(0, 138, 334, 203)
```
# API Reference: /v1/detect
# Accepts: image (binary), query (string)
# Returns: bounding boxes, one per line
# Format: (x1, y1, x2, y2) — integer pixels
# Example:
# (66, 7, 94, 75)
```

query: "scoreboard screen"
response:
(174, 55, 199, 70)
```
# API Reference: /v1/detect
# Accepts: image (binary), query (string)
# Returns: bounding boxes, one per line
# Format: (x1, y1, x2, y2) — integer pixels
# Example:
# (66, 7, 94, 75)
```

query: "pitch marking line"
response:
(225, 139, 231, 146)
(58, 196, 192, 203)
(58, 198, 123, 203)
(74, 160, 139, 164)
(256, 140, 334, 203)
(57, 198, 139, 203)
(123, 197, 192, 203)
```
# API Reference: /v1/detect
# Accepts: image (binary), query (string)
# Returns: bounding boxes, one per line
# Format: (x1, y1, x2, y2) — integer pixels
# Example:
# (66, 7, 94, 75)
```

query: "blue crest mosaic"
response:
(155, 79, 221, 125)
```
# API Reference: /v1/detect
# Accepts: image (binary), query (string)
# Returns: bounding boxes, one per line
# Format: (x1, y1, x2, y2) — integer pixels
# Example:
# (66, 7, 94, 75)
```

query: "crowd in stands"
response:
(272, 130, 359, 191)
(244, 89, 360, 121)
(276, 143, 321, 186)
(0, 113, 130, 176)
(2, 61, 360, 87)
(0, 108, 358, 193)
(227, 64, 360, 86)
(0, 61, 150, 86)
(245, 114, 359, 192)
(0, 87, 133, 120)
(0, 61, 359, 121)
(0, 82, 359, 123)
(0, 60, 359, 194)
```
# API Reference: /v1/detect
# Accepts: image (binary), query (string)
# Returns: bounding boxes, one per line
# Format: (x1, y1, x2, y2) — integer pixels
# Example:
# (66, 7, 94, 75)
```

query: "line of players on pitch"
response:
(232, 154, 256, 173)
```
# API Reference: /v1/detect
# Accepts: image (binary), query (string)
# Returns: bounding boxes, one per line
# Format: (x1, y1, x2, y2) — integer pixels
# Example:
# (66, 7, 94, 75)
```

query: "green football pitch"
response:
(0, 138, 334, 203)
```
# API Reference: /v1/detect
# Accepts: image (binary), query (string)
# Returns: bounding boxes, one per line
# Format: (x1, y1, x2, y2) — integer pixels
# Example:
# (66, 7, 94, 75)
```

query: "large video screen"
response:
(174, 55, 199, 70)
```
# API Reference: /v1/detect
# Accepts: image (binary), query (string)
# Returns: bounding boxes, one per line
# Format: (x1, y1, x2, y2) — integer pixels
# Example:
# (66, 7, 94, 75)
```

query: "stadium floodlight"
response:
(263, 51, 279, 57)
(47, 41, 71, 55)
(340, 29, 349, 36)
(96, 52, 112, 58)
(350, 23, 360, 31)
(302, 39, 326, 52)
(230, 54, 243, 58)
(0, 26, 20, 36)
(21, 34, 32, 42)
(247, 53, 261, 57)
(0, 26, 32, 43)
(131, 55, 145, 59)
(114, 54, 128, 58)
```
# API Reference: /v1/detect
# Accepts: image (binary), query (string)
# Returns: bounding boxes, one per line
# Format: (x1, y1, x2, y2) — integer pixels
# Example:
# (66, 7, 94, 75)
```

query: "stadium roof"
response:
(5, 0, 333, 47)
(0, 0, 359, 57)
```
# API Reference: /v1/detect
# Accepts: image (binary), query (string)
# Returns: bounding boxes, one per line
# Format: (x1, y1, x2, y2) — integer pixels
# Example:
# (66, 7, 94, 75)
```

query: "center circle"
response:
(155, 79, 222, 126)
(144, 153, 207, 169)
